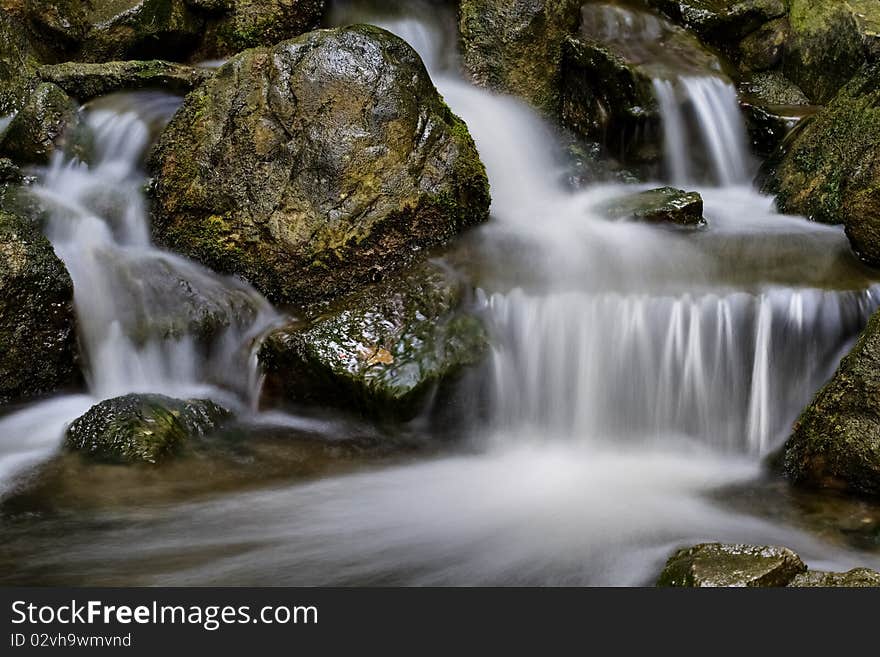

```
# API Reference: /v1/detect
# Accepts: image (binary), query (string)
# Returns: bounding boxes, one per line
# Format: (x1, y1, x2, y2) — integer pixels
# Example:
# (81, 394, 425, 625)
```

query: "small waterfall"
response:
(485, 287, 877, 454)
(653, 77, 751, 186)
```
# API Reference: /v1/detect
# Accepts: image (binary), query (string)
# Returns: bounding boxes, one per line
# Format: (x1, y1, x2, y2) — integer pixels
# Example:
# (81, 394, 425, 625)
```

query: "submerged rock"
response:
(784, 0, 880, 104)
(259, 261, 488, 419)
(761, 65, 880, 262)
(150, 26, 490, 305)
(605, 187, 704, 226)
(0, 82, 79, 165)
(657, 542, 880, 587)
(65, 394, 230, 464)
(657, 543, 806, 587)
(0, 209, 78, 403)
(459, 0, 581, 115)
(783, 309, 880, 497)
(37, 60, 213, 102)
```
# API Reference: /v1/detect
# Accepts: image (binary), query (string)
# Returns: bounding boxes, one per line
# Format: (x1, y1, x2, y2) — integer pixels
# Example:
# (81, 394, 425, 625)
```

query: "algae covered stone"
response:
(0, 82, 79, 165)
(65, 393, 231, 464)
(259, 261, 488, 418)
(37, 60, 213, 102)
(761, 65, 880, 263)
(459, 0, 581, 115)
(657, 543, 806, 587)
(0, 11, 41, 115)
(789, 568, 880, 587)
(782, 309, 880, 497)
(0, 209, 78, 403)
(605, 187, 704, 226)
(150, 25, 490, 305)
(784, 0, 880, 104)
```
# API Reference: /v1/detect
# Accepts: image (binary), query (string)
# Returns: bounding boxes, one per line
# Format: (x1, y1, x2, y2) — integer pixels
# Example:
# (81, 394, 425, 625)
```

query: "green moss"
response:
(657, 543, 806, 587)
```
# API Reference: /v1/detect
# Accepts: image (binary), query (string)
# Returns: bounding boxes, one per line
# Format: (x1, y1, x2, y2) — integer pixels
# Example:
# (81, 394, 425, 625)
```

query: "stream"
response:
(2, 1, 880, 585)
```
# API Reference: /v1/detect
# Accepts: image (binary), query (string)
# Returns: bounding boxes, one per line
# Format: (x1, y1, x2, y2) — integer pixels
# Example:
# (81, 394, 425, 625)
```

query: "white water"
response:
(0, 92, 279, 487)
(2, 3, 879, 585)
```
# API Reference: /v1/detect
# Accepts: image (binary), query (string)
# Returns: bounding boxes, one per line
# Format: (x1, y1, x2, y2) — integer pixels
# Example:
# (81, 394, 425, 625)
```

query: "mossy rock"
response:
(657, 543, 807, 587)
(149, 25, 490, 306)
(604, 187, 704, 226)
(77, 0, 206, 62)
(782, 308, 880, 497)
(737, 16, 788, 72)
(784, 0, 880, 104)
(0, 82, 80, 165)
(0, 208, 78, 404)
(0, 0, 91, 55)
(459, 0, 582, 116)
(761, 64, 880, 262)
(37, 60, 213, 102)
(0, 11, 41, 115)
(658, 542, 880, 587)
(789, 568, 880, 587)
(646, 0, 786, 45)
(259, 261, 488, 419)
(194, 0, 325, 59)
(65, 393, 231, 464)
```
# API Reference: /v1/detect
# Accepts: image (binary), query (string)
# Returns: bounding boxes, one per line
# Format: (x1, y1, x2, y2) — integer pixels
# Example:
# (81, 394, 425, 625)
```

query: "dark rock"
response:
(605, 187, 704, 226)
(783, 308, 880, 497)
(738, 72, 815, 157)
(259, 261, 488, 419)
(0, 82, 79, 165)
(0, 11, 41, 114)
(784, 0, 880, 104)
(761, 64, 880, 262)
(149, 26, 489, 305)
(0, 0, 91, 55)
(646, 0, 786, 45)
(658, 542, 880, 587)
(657, 543, 806, 587)
(459, 0, 581, 115)
(65, 393, 230, 464)
(0, 158, 22, 184)
(37, 60, 213, 102)
(789, 568, 880, 587)
(737, 16, 789, 72)
(0, 209, 78, 403)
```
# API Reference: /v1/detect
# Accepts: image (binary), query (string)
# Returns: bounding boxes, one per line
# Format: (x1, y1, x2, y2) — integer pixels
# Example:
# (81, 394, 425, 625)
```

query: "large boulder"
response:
(784, 0, 880, 104)
(0, 82, 79, 165)
(37, 60, 213, 102)
(0, 209, 78, 403)
(657, 543, 880, 587)
(459, 0, 581, 115)
(782, 309, 880, 497)
(0, 11, 41, 114)
(149, 26, 490, 305)
(761, 65, 880, 262)
(65, 393, 230, 464)
(259, 261, 488, 419)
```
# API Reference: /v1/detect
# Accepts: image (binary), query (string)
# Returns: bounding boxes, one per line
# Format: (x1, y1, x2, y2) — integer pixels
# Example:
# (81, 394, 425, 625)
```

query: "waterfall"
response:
(0, 92, 279, 489)
(653, 76, 751, 186)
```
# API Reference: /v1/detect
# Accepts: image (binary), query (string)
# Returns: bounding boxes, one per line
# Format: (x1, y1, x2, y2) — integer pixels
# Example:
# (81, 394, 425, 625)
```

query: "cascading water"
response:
(2, 1, 880, 585)
(0, 92, 279, 491)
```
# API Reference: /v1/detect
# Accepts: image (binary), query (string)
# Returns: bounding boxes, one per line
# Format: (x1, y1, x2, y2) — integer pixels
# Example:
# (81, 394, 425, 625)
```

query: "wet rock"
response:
(37, 60, 213, 102)
(657, 543, 806, 587)
(77, 0, 205, 63)
(782, 308, 880, 497)
(0, 12, 41, 114)
(149, 26, 489, 305)
(0, 0, 91, 55)
(0, 159, 22, 184)
(194, 0, 325, 59)
(459, 0, 581, 115)
(259, 261, 488, 419)
(738, 72, 815, 157)
(0, 209, 78, 404)
(789, 568, 880, 587)
(761, 65, 880, 261)
(784, 0, 880, 104)
(604, 187, 704, 226)
(737, 17, 789, 72)
(65, 394, 231, 464)
(0, 83, 80, 165)
(647, 0, 786, 45)
(658, 542, 880, 586)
